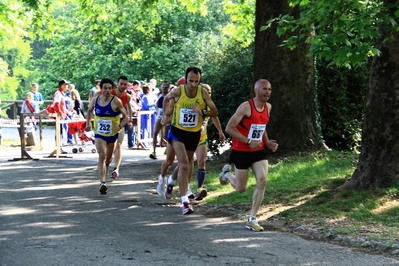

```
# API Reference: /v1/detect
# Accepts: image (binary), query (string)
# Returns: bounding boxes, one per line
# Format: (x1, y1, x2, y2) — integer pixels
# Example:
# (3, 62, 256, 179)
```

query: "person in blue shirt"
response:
(63, 90, 74, 145)
(140, 84, 156, 148)
(31, 83, 45, 105)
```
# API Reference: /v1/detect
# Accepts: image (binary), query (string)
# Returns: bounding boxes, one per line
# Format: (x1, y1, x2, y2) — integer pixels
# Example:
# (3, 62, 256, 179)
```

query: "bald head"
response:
(253, 79, 272, 103)
(254, 79, 271, 90)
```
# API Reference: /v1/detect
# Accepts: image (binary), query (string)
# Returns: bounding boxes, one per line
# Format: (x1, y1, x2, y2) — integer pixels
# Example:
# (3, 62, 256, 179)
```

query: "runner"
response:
(219, 79, 278, 231)
(161, 67, 218, 215)
(109, 76, 133, 179)
(85, 78, 128, 195)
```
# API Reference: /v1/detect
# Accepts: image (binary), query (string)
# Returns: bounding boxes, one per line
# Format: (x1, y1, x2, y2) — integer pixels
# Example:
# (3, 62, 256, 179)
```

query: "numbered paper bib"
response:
(248, 124, 266, 140)
(179, 108, 199, 127)
(97, 119, 112, 135)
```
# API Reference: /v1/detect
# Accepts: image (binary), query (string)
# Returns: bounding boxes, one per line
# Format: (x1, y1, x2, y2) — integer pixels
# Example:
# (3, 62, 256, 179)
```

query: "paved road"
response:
(1, 136, 399, 265)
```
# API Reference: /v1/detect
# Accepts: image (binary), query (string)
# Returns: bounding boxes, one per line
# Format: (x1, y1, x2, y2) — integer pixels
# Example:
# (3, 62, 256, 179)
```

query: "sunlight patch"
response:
(23, 222, 74, 229)
(0, 207, 36, 215)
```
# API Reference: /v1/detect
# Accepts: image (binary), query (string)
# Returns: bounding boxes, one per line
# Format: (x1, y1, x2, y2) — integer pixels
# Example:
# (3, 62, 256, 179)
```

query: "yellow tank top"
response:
(172, 85, 206, 132)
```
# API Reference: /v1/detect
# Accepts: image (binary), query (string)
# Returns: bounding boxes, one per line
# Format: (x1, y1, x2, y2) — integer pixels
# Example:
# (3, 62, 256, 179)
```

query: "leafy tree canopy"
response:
(263, 0, 399, 68)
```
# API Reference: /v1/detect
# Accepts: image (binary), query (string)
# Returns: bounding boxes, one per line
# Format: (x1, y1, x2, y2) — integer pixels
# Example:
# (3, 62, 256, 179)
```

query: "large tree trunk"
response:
(340, 0, 399, 189)
(254, 0, 322, 152)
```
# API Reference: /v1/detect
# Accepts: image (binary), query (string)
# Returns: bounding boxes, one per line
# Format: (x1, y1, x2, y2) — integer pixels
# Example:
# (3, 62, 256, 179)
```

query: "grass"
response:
(198, 150, 399, 242)
(0, 138, 20, 147)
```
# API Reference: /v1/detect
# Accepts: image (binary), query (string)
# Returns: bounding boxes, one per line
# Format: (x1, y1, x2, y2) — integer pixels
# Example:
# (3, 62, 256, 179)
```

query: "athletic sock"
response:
(197, 169, 206, 189)
(167, 175, 174, 185)
(181, 195, 189, 204)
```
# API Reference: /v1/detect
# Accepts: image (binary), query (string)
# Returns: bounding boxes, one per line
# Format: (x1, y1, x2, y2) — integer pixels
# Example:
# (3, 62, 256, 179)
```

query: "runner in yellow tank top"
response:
(172, 84, 206, 132)
(161, 67, 218, 215)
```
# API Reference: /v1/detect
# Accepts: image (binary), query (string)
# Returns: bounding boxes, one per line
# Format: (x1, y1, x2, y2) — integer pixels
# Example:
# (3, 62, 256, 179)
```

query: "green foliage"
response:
(0, 37, 32, 100)
(0, 0, 33, 90)
(29, 0, 232, 100)
(316, 59, 369, 151)
(263, 0, 391, 68)
(202, 41, 254, 155)
(223, 0, 255, 47)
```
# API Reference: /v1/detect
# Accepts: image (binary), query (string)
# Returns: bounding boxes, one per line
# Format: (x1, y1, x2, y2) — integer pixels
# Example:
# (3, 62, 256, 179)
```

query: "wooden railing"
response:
(0, 99, 156, 159)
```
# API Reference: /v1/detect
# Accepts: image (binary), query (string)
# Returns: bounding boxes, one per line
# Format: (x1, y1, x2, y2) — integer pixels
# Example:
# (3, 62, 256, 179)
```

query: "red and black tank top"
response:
(232, 98, 269, 152)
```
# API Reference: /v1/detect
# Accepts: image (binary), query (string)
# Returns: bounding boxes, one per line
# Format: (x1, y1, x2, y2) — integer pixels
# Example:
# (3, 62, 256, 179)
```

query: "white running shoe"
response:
(246, 218, 264, 231)
(111, 168, 119, 179)
(157, 175, 165, 196)
(164, 175, 174, 200)
(219, 164, 231, 185)
(182, 201, 194, 215)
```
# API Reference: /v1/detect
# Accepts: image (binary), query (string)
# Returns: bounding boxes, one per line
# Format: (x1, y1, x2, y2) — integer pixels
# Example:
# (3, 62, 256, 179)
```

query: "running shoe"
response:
(165, 183, 174, 200)
(99, 183, 107, 195)
(246, 218, 264, 231)
(195, 188, 208, 201)
(219, 164, 231, 185)
(111, 168, 119, 179)
(149, 152, 157, 160)
(182, 202, 194, 215)
(156, 175, 165, 196)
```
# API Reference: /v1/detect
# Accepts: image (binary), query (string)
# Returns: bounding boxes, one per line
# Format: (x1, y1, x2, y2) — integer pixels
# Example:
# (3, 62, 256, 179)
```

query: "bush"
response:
(201, 42, 254, 156)
(316, 59, 369, 151)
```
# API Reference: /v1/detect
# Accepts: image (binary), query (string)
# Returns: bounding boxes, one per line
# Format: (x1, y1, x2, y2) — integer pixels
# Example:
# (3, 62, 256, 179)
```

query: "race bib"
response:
(248, 124, 266, 141)
(179, 108, 199, 127)
(97, 119, 112, 135)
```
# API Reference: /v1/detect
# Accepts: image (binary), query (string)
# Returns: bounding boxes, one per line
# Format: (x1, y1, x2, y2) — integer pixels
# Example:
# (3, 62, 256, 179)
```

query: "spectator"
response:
(68, 83, 85, 118)
(46, 79, 71, 154)
(149, 78, 160, 96)
(88, 79, 101, 102)
(127, 83, 141, 149)
(21, 92, 40, 135)
(140, 84, 156, 148)
(30, 83, 45, 105)
(63, 89, 74, 145)
(21, 92, 40, 114)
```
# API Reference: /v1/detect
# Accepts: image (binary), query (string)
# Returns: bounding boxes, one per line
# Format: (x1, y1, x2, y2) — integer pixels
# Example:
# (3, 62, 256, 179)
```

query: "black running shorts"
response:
(168, 126, 201, 152)
(229, 149, 268, 169)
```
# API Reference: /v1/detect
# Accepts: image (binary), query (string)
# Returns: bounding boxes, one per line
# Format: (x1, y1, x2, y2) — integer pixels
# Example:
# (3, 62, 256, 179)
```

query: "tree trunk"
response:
(254, 0, 322, 152)
(340, 0, 399, 189)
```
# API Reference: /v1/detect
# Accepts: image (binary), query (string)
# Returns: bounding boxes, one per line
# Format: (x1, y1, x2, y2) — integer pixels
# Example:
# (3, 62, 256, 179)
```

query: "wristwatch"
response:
(202, 110, 207, 116)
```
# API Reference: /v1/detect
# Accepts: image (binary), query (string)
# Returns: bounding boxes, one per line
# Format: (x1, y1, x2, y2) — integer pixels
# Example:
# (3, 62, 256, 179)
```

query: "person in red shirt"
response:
(219, 79, 278, 232)
(47, 79, 71, 154)
(109, 75, 133, 179)
(52, 79, 69, 119)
